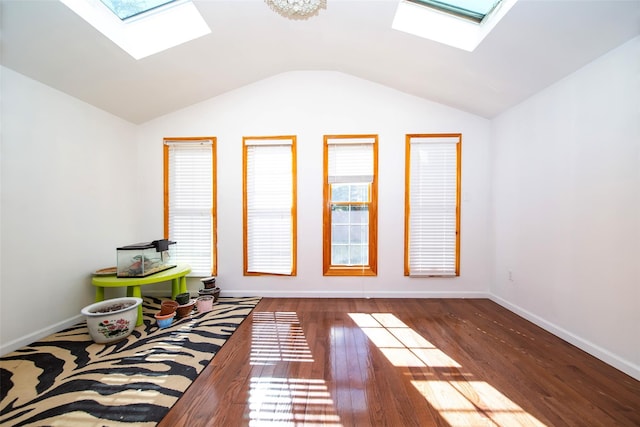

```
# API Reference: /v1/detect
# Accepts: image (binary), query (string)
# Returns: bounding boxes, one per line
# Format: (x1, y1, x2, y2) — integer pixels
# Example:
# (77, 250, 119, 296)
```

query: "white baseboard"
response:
(209, 290, 491, 299)
(1, 314, 84, 356)
(142, 289, 490, 299)
(490, 295, 639, 381)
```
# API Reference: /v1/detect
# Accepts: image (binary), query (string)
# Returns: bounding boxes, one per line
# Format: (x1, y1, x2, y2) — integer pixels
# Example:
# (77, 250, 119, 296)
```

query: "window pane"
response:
(350, 244, 368, 265)
(350, 184, 369, 202)
(100, 0, 177, 20)
(350, 206, 369, 224)
(331, 245, 349, 265)
(331, 205, 350, 223)
(331, 243, 368, 266)
(331, 183, 369, 202)
(331, 184, 351, 202)
(332, 225, 349, 244)
(411, 0, 501, 22)
(330, 204, 369, 265)
(350, 225, 368, 244)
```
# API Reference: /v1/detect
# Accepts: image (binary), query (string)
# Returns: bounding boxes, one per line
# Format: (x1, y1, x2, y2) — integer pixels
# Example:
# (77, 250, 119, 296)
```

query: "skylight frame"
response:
(99, 0, 179, 21)
(392, 0, 519, 52)
(60, 0, 211, 60)
(407, 0, 501, 24)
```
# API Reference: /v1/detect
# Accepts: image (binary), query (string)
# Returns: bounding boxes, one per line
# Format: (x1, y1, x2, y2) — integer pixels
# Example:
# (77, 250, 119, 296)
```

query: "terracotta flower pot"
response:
(160, 300, 178, 315)
(176, 299, 196, 318)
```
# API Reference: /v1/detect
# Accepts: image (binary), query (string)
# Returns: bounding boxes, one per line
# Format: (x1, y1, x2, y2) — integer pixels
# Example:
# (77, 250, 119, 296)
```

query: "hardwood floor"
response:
(158, 298, 639, 426)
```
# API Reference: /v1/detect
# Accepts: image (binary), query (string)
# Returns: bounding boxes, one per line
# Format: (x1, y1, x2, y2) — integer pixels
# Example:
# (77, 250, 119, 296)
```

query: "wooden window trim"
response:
(323, 134, 378, 276)
(242, 135, 297, 276)
(163, 136, 217, 276)
(404, 133, 461, 277)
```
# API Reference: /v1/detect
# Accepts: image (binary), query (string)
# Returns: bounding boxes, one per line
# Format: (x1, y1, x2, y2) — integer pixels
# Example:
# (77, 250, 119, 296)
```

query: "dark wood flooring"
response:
(159, 298, 639, 426)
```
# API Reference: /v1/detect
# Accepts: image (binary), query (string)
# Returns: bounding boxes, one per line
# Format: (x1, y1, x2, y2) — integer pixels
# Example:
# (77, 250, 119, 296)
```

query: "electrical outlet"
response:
(508, 270, 514, 282)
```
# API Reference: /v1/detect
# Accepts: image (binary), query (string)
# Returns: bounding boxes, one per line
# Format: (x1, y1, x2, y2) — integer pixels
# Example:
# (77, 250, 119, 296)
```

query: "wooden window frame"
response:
(323, 134, 378, 276)
(404, 133, 461, 277)
(163, 136, 217, 277)
(242, 135, 298, 276)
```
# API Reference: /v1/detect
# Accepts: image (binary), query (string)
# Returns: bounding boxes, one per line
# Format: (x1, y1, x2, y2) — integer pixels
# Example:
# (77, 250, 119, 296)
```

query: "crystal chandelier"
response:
(265, 0, 327, 20)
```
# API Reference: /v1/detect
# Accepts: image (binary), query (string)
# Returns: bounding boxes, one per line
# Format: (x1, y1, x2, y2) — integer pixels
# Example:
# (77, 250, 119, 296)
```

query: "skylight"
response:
(393, 0, 518, 51)
(100, 0, 178, 21)
(409, 0, 501, 23)
(61, 0, 211, 60)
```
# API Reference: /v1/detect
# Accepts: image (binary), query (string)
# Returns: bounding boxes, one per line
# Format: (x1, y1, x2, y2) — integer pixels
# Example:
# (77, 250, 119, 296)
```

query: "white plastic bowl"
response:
(81, 297, 142, 344)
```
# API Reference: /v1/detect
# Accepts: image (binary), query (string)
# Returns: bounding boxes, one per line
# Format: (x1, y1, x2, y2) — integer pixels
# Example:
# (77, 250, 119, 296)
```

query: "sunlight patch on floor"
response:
(248, 312, 341, 425)
(248, 377, 342, 426)
(251, 312, 314, 365)
(348, 312, 546, 427)
(348, 312, 460, 368)
(412, 380, 546, 427)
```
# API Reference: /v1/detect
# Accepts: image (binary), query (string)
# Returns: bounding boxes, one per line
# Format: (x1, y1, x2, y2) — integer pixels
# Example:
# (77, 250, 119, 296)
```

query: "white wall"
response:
(136, 71, 493, 298)
(1, 41, 637, 381)
(491, 37, 640, 379)
(0, 67, 140, 354)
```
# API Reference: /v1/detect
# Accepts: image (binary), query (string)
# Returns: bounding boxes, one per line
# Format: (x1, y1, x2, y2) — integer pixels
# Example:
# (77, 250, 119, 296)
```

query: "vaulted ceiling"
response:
(1, 0, 639, 124)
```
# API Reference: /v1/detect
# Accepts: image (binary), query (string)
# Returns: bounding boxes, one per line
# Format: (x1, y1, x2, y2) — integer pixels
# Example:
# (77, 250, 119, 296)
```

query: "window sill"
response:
(323, 265, 377, 277)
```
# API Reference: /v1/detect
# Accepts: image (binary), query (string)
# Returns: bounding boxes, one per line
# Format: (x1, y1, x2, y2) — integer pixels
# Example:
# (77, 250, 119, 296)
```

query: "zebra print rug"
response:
(0, 296, 260, 426)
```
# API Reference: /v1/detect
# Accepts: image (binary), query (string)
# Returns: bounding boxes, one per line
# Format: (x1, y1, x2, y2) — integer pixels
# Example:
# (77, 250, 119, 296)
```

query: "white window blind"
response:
(245, 137, 295, 275)
(166, 140, 214, 276)
(407, 136, 460, 276)
(327, 138, 375, 184)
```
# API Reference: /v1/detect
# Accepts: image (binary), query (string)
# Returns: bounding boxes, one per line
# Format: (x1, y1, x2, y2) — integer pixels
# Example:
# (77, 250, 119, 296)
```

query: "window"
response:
(243, 136, 297, 276)
(323, 135, 378, 276)
(392, 0, 518, 51)
(405, 134, 461, 276)
(99, 0, 178, 21)
(61, 0, 210, 59)
(164, 137, 216, 277)
(409, 0, 501, 23)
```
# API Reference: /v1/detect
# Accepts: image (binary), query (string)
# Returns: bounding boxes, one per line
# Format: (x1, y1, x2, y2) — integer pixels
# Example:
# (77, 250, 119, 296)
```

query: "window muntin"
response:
(163, 137, 216, 277)
(405, 134, 461, 277)
(243, 136, 297, 276)
(324, 135, 378, 276)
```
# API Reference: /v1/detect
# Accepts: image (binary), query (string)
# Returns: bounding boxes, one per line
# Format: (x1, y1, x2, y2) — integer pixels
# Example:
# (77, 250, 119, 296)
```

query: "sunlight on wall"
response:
(348, 312, 546, 427)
